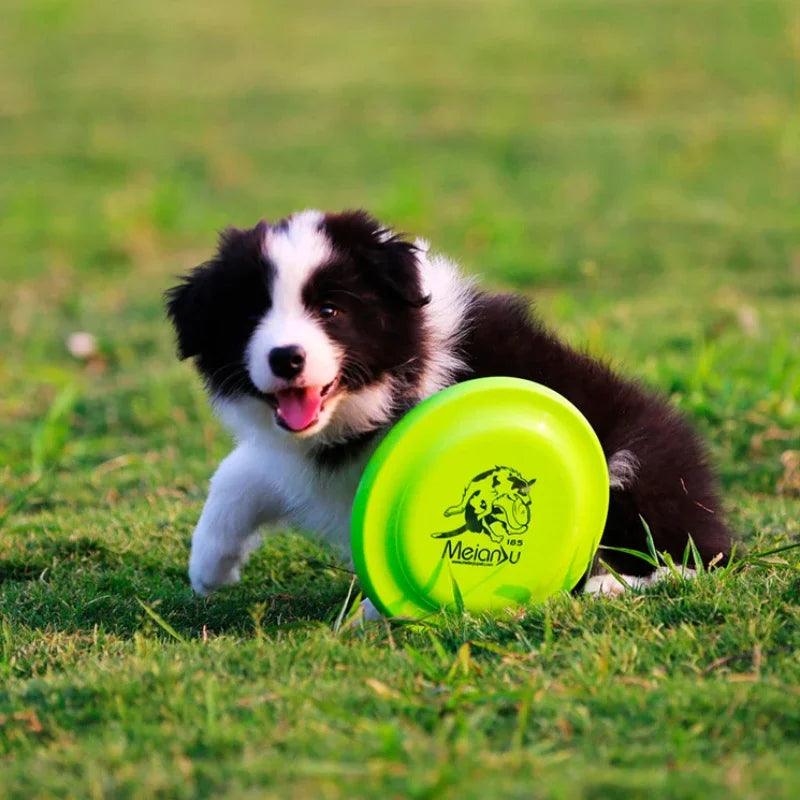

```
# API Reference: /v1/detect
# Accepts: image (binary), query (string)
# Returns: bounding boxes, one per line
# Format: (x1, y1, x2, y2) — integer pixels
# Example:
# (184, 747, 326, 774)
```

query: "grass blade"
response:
(0, 616, 13, 677)
(30, 383, 79, 480)
(136, 599, 186, 644)
(597, 559, 634, 592)
(426, 629, 449, 666)
(598, 544, 659, 568)
(639, 515, 661, 566)
(449, 567, 465, 614)
(741, 541, 800, 562)
(339, 590, 364, 633)
(332, 575, 357, 634)
(686, 533, 705, 573)
(446, 642, 473, 680)
(659, 549, 683, 581)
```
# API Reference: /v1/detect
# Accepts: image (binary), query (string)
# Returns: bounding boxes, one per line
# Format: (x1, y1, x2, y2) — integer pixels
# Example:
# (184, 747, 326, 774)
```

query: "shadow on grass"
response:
(0, 535, 354, 639)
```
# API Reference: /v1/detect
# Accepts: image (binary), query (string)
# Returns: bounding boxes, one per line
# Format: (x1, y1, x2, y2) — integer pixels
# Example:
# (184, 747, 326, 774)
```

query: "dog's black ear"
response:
(165, 260, 217, 360)
(165, 224, 266, 360)
(374, 233, 431, 309)
(324, 210, 430, 308)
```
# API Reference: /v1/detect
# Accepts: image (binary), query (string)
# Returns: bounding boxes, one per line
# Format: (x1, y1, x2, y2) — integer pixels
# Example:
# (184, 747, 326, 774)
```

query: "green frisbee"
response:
(351, 377, 609, 619)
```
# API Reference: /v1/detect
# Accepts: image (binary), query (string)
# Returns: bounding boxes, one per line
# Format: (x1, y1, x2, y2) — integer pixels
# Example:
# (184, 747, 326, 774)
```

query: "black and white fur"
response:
(166, 209, 731, 602)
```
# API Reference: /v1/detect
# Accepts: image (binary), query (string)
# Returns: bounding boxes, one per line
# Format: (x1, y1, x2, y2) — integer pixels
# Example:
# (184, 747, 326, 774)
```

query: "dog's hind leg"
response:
(590, 426, 731, 587)
(573, 433, 729, 596)
(583, 565, 697, 596)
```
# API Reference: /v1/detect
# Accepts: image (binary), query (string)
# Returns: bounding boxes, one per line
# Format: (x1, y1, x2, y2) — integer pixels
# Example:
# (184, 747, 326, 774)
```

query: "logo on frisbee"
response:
(431, 466, 536, 566)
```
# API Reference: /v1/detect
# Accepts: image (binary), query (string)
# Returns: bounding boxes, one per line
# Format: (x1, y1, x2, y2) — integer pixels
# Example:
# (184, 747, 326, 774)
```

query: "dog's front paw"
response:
(360, 597, 383, 622)
(342, 598, 384, 630)
(188, 551, 242, 596)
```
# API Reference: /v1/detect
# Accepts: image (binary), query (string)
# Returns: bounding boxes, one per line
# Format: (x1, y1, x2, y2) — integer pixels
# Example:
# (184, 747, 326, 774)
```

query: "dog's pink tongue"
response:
(275, 387, 323, 432)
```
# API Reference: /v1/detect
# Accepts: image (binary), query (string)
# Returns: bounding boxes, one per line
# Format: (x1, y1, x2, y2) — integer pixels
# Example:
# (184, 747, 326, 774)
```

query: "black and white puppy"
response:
(166, 209, 731, 602)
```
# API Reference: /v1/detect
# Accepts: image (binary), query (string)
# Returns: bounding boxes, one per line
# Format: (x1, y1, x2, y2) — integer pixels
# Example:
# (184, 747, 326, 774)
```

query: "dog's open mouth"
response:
(264, 378, 339, 433)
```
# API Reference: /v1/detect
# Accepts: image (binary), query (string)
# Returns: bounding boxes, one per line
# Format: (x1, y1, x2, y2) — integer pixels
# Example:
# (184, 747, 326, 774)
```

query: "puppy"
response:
(166, 209, 731, 600)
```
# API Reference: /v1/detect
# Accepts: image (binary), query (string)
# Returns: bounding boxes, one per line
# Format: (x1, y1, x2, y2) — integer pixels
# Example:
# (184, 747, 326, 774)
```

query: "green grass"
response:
(1, 0, 799, 797)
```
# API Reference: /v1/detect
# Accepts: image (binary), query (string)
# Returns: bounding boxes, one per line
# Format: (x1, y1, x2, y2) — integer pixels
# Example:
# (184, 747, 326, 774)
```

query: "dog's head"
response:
(166, 210, 430, 439)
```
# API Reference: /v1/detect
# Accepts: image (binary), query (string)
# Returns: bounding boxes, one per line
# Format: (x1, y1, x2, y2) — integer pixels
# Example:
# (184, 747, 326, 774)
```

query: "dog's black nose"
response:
(268, 345, 306, 379)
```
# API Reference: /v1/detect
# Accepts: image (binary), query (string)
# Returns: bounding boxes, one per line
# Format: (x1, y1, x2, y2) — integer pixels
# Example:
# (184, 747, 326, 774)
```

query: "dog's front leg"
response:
(188, 445, 285, 596)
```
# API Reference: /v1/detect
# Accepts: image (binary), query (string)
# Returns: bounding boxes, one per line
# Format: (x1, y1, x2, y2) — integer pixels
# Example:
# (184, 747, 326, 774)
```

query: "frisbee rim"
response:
(351, 377, 609, 619)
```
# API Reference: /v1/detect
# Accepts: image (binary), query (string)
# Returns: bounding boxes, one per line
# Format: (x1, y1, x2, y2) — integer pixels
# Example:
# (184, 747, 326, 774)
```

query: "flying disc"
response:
(351, 377, 609, 619)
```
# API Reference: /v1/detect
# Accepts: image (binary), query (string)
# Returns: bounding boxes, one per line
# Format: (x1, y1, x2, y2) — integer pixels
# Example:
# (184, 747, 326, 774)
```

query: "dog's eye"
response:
(319, 304, 339, 319)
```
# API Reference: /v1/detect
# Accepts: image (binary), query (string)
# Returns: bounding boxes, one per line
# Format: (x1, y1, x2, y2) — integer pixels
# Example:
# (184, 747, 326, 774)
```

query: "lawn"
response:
(1, 0, 799, 797)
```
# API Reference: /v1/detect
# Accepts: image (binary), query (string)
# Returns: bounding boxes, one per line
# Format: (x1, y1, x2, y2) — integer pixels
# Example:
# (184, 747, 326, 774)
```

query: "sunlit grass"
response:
(0, 0, 799, 797)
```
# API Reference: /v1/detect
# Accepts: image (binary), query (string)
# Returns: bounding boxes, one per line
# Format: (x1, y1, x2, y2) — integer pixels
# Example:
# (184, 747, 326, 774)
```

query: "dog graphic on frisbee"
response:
(431, 466, 536, 544)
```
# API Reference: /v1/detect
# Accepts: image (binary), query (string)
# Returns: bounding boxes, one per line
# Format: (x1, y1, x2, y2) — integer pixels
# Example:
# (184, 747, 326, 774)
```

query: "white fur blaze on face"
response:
(245, 211, 343, 436)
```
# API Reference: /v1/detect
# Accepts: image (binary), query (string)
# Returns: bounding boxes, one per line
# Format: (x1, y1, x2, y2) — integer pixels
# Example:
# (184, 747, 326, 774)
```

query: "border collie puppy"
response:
(166, 209, 731, 601)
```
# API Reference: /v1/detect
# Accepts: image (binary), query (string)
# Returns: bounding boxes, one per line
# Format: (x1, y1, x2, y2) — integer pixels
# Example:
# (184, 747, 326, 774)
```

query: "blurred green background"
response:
(1, 1, 799, 797)
(1, 0, 798, 491)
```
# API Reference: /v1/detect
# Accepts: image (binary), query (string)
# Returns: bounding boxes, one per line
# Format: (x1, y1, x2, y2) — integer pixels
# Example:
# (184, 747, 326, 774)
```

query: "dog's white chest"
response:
(273, 446, 374, 558)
